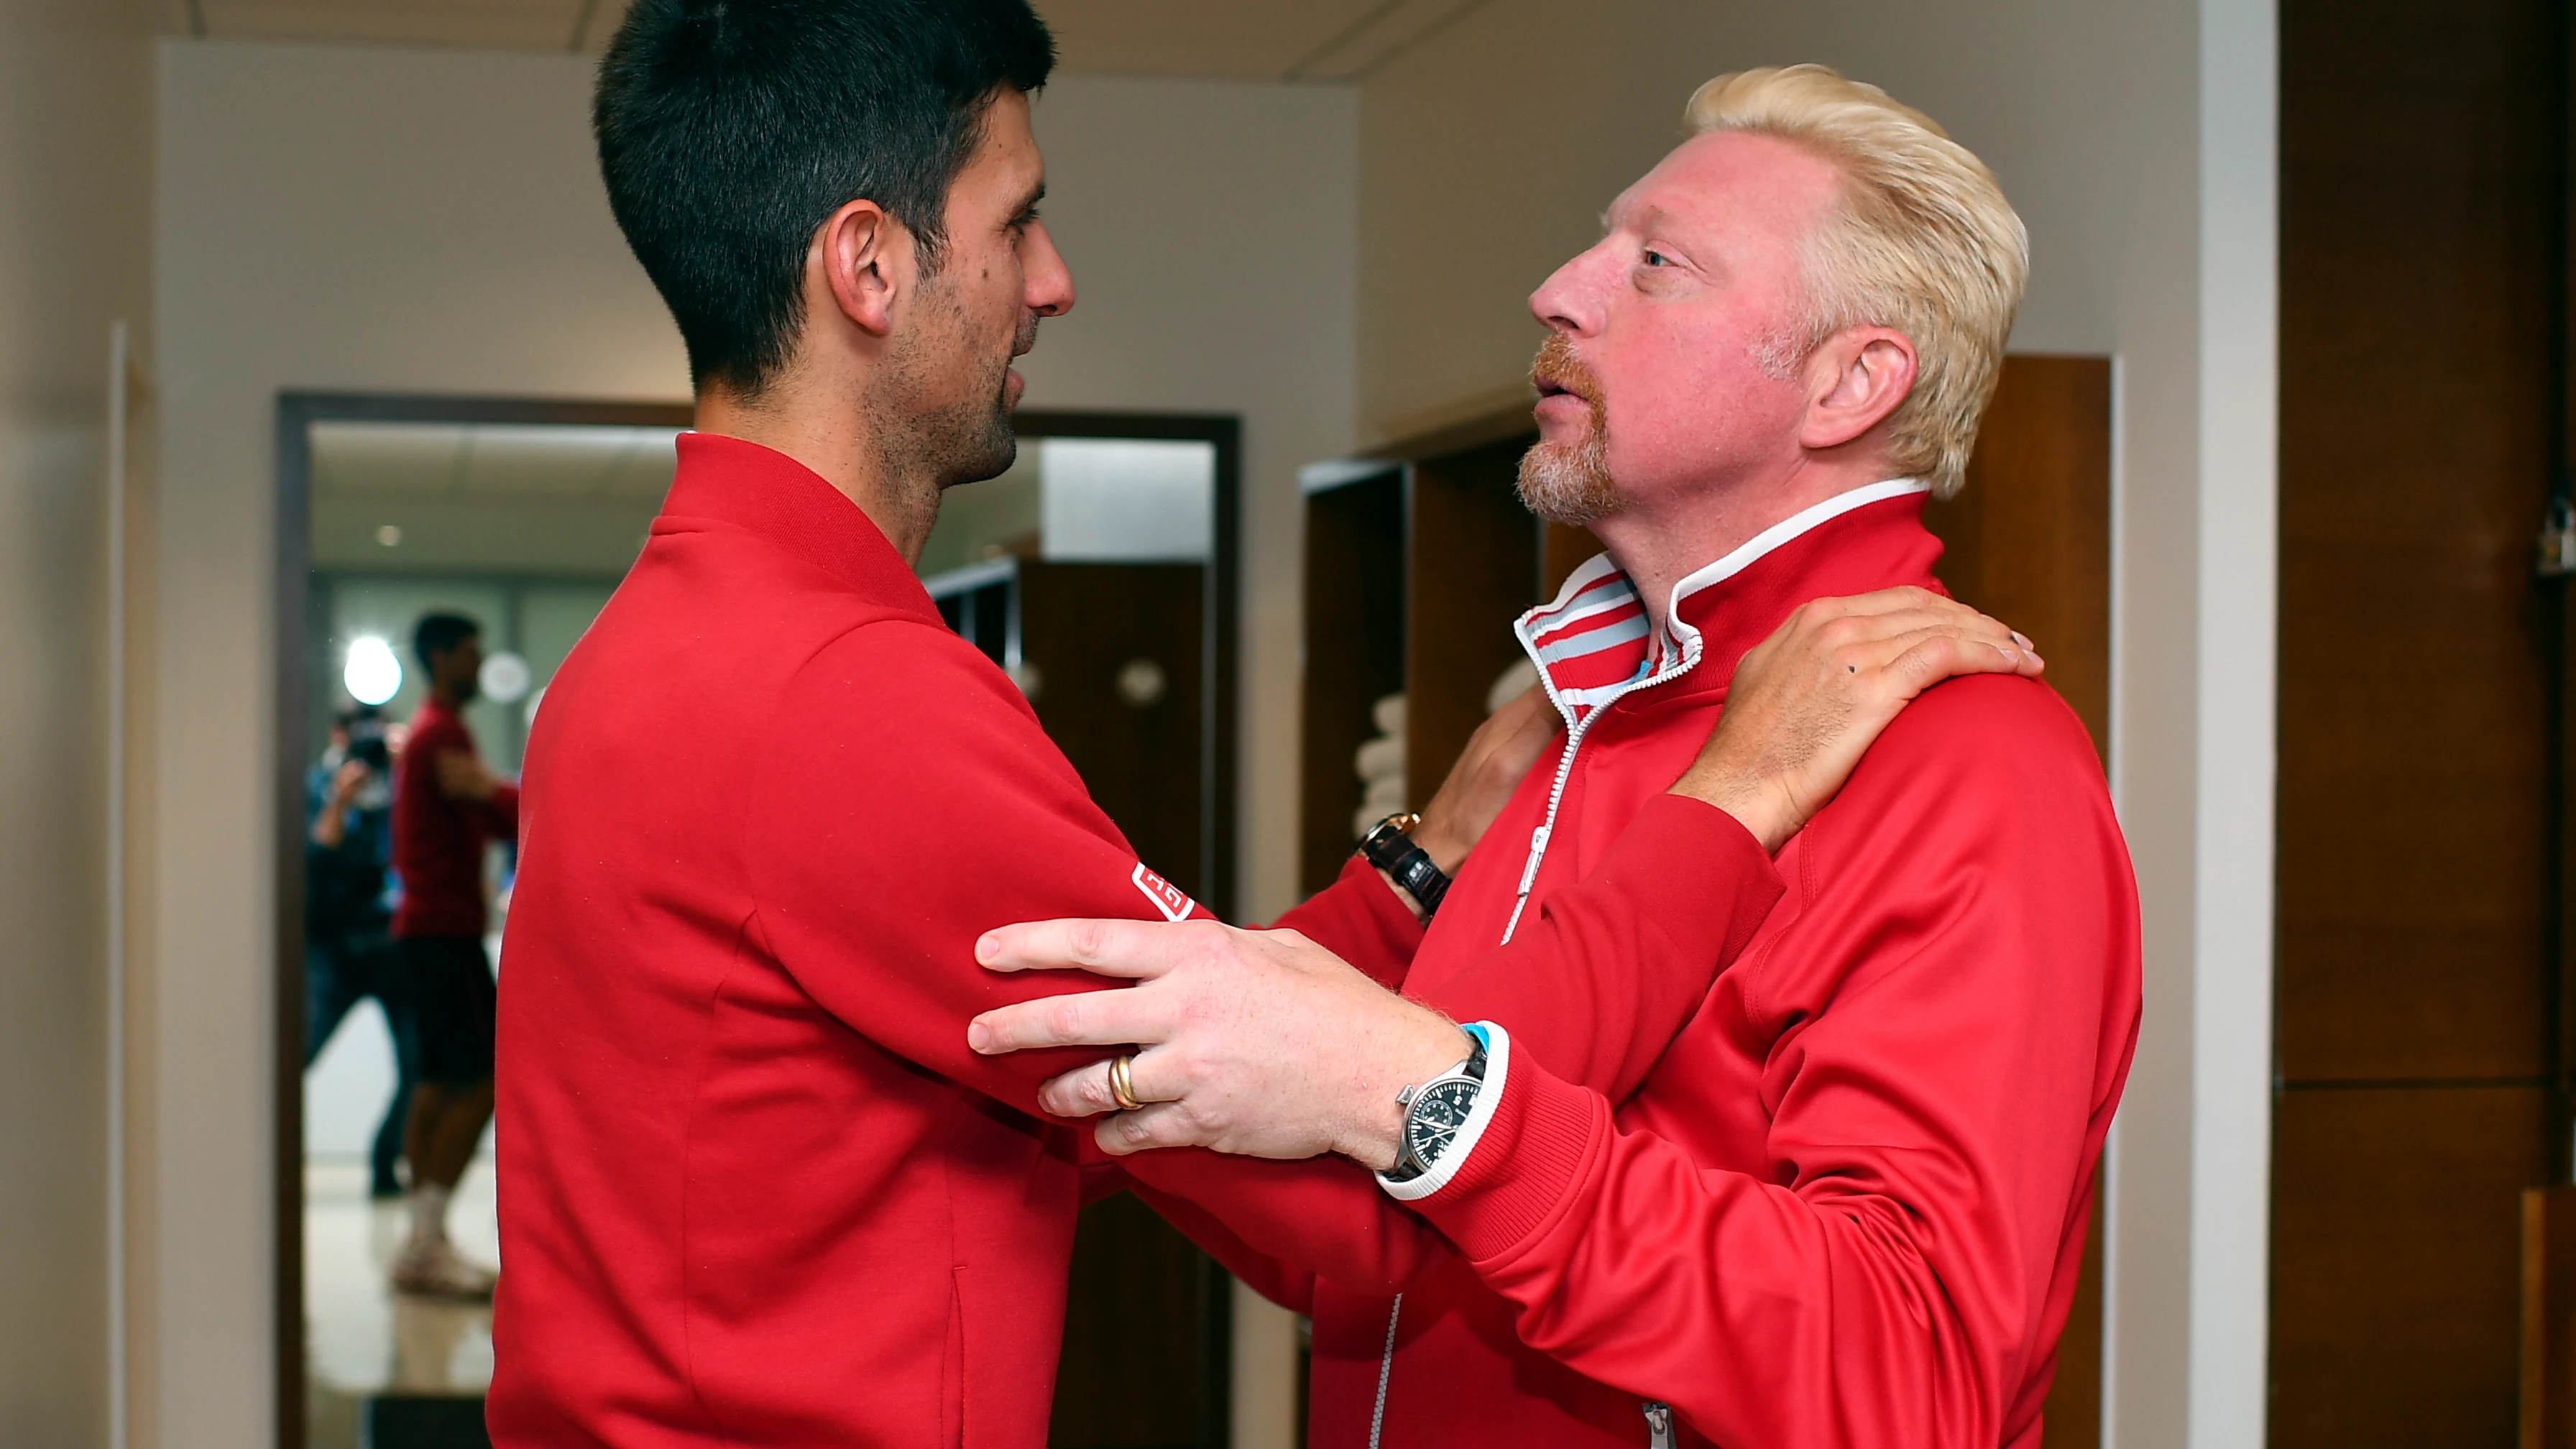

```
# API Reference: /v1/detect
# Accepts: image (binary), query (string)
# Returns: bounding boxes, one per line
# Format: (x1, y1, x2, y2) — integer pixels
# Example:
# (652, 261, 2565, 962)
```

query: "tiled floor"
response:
(305, 1156, 500, 1449)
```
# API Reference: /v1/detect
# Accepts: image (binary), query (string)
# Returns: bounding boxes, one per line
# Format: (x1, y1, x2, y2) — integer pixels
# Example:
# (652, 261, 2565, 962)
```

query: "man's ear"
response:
(1800, 328, 1918, 452)
(815, 198, 911, 339)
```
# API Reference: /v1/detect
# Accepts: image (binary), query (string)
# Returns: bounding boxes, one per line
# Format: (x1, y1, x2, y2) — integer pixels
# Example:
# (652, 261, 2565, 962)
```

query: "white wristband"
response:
(1377, 1021, 1512, 1201)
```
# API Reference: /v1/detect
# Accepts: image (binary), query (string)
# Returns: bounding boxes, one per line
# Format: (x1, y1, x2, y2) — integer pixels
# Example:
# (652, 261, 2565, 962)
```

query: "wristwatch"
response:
(1358, 811, 1451, 918)
(1384, 1024, 1489, 1183)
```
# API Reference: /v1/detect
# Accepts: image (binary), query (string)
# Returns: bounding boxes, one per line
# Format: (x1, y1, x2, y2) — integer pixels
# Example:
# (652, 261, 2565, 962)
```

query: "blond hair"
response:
(1687, 65, 2028, 497)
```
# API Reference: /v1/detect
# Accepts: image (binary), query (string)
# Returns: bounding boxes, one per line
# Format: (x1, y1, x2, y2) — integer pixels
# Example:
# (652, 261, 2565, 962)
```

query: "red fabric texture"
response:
(390, 699, 518, 939)
(485, 436, 1782, 1448)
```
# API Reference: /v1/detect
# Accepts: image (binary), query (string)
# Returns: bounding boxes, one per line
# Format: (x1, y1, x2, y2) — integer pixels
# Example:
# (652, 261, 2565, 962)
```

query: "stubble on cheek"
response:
(874, 275, 1024, 500)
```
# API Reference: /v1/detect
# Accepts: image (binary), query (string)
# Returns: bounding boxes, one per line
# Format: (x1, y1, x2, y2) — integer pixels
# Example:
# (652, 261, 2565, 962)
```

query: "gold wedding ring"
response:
(1108, 1054, 1144, 1113)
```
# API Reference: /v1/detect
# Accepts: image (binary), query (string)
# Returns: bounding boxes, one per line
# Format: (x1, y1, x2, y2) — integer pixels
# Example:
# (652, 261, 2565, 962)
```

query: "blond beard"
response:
(1517, 415, 1619, 525)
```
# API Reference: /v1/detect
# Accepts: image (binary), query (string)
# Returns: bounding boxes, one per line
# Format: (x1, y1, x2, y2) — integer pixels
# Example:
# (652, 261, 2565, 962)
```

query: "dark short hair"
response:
(413, 613, 481, 672)
(594, 0, 1056, 396)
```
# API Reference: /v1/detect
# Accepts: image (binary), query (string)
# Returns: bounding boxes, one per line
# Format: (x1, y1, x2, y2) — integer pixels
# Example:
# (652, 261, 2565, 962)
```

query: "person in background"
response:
(389, 612, 518, 1298)
(305, 704, 414, 1200)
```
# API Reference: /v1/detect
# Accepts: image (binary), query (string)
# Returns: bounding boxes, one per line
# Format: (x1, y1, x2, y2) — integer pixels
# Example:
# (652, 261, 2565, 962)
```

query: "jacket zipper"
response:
(1644, 1399, 1676, 1448)
(1499, 649, 1696, 944)
(1365, 646, 1699, 1443)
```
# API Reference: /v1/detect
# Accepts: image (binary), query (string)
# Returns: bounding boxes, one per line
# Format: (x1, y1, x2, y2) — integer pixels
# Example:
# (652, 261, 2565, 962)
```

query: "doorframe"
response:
(272, 393, 1242, 1448)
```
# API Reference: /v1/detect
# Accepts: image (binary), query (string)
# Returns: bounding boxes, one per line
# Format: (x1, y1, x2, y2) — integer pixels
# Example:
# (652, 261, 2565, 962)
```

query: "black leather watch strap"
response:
(1358, 813, 1450, 917)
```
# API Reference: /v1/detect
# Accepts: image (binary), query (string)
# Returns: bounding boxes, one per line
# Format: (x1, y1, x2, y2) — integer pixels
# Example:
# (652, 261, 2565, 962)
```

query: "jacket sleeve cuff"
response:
(1395, 1024, 1609, 1262)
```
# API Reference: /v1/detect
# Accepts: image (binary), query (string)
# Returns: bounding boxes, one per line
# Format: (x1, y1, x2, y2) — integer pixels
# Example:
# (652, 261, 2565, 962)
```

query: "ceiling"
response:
(163, 0, 1489, 80)
(310, 420, 680, 502)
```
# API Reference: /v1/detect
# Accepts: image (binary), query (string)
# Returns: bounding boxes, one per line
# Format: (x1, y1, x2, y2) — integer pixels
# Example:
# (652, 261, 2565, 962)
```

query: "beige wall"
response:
(0, 0, 153, 1445)
(149, 39, 1352, 1446)
(1353, 4, 2275, 1445)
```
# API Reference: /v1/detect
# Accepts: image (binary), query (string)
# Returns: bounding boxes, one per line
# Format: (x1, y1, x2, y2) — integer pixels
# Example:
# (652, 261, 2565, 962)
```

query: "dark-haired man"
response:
(488, 4, 2046, 1445)
(390, 611, 515, 1299)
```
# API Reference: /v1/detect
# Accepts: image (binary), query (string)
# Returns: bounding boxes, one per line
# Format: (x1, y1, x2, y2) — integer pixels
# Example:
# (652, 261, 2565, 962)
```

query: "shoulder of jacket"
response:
(1862, 673, 2103, 787)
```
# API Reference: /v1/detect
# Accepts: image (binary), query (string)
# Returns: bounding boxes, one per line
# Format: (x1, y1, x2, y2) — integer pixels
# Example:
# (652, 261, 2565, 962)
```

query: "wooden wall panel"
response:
(1923, 354, 2114, 755)
(2275, 1, 2564, 1440)
(1926, 356, 2112, 751)
(1920, 354, 2114, 1449)
(2276, 0, 2559, 1087)
(1406, 438, 1541, 804)
(2273, 1087, 2552, 1447)
(1052, 1194, 1226, 1448)
(2521, 1188, 2576, 1448)
(1543, 520, 1604, 598)
(1019, 562, 1206, 898)
(1299, 474, 1407, 894)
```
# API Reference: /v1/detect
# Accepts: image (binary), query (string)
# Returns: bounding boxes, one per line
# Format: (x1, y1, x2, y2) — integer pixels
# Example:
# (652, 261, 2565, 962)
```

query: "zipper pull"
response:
(1642, 1400, 1675, 1449)
(1516, 824, 1551, 896)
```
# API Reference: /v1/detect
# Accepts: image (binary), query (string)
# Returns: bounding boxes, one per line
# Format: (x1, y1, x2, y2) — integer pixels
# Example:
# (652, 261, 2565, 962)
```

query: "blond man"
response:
(975, 66, 2142, 1448)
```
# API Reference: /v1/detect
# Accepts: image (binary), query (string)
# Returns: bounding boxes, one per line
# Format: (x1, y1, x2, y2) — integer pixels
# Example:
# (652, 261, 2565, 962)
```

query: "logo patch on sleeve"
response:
(1131, 862, 1195, 922)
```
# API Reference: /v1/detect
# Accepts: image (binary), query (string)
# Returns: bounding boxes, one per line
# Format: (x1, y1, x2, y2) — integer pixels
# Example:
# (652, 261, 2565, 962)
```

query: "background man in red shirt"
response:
(390, 610, 518, 1299)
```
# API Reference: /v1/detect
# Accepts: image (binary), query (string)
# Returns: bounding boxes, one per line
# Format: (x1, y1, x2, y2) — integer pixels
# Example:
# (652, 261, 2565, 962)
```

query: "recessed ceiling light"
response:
(376, 524, 402, 547)
(344, 638, 402, 707)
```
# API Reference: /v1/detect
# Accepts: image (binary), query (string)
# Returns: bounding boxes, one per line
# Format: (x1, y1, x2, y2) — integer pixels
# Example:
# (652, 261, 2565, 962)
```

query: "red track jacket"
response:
(487, 436, 1788, 1447)
(1129, 481, 2142, 1448)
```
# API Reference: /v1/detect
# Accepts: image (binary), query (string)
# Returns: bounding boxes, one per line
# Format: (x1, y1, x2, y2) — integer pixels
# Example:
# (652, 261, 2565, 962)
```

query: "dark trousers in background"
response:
(306, 932, 418, 1197)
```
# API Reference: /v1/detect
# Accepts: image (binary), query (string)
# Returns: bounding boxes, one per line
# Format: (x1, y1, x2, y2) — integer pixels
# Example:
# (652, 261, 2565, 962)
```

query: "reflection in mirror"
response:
(283, 408, 1238, 1449)
(297, 413, 680, 1449)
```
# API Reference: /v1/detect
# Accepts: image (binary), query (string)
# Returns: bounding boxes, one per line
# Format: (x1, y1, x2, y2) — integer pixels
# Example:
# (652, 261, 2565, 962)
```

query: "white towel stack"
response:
(1353, 692, 1407, 840)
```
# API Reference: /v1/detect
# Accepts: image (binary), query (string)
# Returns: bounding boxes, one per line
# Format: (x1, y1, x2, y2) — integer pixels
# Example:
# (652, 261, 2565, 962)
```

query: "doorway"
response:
(273, 396, 1241, 1449)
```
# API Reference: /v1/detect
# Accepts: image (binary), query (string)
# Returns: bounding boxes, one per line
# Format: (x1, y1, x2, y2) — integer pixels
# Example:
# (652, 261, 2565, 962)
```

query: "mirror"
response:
(277, 400, 1237, 1449)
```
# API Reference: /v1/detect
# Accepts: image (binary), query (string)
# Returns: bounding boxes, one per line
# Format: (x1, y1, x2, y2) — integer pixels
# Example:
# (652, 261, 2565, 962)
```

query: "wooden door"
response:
(1923, 354, 2115, 1449)
(2273, 1, 2567, 1443)
(1016, 561, 1229, 1448)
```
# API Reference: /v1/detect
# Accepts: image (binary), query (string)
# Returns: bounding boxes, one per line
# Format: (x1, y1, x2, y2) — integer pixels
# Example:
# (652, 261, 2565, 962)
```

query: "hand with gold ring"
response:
(1107, 1052, 1144, 1113)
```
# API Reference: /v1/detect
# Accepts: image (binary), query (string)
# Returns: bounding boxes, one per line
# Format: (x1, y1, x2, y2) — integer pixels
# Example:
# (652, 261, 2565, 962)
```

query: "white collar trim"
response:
(1657, 477, 1929, 668)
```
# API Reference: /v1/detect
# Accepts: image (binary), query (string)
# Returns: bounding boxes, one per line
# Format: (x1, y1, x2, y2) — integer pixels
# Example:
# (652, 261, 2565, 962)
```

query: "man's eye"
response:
(1642, 249, 1669, 267)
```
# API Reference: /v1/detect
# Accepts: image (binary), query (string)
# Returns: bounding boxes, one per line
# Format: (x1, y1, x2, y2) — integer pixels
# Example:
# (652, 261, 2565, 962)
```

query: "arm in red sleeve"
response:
(742, 621, 1212, 1116)
(1404, 681, 2142, 1449)
(1121, 794, 1787, 1294)
(484, 781, 520, 840)
(1269, 855, 1424, 991)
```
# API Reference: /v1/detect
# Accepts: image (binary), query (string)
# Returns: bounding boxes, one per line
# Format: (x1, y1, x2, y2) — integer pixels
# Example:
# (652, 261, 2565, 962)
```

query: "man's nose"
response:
(1024, 219, 1075, 318)
(1528, 245, 1606, 336)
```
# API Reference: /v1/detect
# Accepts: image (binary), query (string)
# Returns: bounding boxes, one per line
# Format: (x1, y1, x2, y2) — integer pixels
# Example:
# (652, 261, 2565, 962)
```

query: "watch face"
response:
(1406, 1077, 1481, 1169)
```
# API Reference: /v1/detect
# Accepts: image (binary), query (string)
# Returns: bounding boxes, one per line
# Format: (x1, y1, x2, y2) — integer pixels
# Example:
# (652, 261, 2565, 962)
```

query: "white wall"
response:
(0, 1, 153, 1445)
(150, 39, 1352, 1448)
(1352, 4, 2274, 1444)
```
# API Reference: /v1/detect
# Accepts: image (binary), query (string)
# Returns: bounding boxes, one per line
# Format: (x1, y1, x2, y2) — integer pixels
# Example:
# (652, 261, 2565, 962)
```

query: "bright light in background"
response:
(344, 637, 402, 706)
(479, 650, 532, 704)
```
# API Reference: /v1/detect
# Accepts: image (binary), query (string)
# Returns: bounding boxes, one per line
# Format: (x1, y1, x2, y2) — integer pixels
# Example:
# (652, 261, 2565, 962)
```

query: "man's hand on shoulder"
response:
(1676, 586, 2043, 851)
(966, 919, 1468, 1171)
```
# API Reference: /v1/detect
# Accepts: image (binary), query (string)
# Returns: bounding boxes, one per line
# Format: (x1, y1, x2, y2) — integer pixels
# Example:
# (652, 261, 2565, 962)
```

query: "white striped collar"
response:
(1655, 477, 1931, 671)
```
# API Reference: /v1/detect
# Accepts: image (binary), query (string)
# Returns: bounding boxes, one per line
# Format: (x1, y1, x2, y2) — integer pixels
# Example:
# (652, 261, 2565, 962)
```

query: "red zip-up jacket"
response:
(1122, 480, 2142, 1448)
(487, 436, 1787, 1448)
